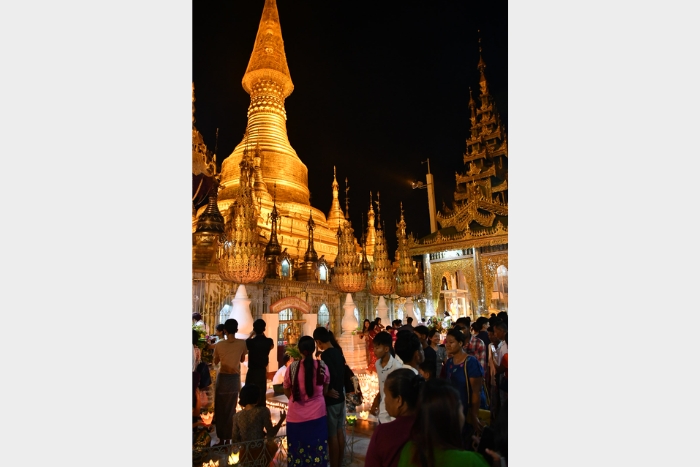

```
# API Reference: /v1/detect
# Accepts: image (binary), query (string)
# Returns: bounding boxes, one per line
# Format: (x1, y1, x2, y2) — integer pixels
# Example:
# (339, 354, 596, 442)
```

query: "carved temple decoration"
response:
(193, 176, 225, 271)
(217, 136, 267, 284)
(368, 193, 395, 296)
(264, 186, 282, 278)
(332, 180, 367, 293)
(192, 83, 216, 179)
(395, 203, 423, 297)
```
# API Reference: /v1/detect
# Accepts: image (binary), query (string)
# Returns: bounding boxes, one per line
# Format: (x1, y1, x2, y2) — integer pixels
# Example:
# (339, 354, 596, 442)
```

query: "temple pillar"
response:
(473, 247, 487, 315)
(423, 254, 436, 317)
(302, 313, 318, 338)
(376, 296, 389, 325)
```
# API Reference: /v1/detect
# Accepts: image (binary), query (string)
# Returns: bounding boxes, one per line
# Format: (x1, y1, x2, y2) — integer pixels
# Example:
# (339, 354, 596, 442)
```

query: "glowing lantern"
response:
(360, 411, 368, 420)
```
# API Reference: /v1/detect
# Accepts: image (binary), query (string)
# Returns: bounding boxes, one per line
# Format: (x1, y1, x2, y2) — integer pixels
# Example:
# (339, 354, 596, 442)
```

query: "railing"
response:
(193, 421, 357, 467)
(193, 435, 288, 467)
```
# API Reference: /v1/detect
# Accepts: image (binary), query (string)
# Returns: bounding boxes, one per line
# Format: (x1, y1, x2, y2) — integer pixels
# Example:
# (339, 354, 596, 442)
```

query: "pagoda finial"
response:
(375, 191, 381, 225)
(327, 166, 345, 226)
(344, 177, 350, 220)
(242, 0, 294, 97)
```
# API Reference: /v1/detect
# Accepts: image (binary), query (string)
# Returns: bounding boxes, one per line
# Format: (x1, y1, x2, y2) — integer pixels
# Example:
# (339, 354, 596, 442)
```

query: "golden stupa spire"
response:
(395, 202, 423, 297)
(332, 184, 366, 293)
(242, 0, 293, 97)
(327, 166, 345, 226)
(219, 0, 310, 206)
(365, 191, 376, 257)
(368, 192, 394, 296)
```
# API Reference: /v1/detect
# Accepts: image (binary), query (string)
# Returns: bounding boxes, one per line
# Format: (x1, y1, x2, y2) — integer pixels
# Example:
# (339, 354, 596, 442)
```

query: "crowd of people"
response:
(193, 310, 508, 467)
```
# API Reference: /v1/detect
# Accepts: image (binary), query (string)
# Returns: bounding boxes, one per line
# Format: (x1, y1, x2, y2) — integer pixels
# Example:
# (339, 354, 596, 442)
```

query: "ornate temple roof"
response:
(410, 45, 507, 256)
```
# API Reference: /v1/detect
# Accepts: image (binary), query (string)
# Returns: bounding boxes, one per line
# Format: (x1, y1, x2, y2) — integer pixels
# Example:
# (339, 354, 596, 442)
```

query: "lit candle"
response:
(203, 461, 219, 467)
(228, 452, 239, 465)
(360, 411, 368, 420)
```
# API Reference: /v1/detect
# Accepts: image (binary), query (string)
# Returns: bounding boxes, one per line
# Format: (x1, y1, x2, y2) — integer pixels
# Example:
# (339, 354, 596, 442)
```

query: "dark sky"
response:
(193, 0, 507, 256)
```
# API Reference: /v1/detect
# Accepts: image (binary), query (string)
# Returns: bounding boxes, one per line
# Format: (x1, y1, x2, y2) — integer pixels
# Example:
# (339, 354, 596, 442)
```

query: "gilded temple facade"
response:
(408, 45, 508, 319)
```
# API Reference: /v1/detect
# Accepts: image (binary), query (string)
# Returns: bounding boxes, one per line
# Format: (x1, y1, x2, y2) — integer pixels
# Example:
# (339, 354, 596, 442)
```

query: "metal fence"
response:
(193, 435, 288, 467)
(193, 422, 357, 467)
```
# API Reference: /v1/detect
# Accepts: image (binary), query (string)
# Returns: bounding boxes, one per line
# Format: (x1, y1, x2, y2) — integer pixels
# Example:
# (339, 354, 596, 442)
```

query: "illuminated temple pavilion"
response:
(408, 46, 508, 319)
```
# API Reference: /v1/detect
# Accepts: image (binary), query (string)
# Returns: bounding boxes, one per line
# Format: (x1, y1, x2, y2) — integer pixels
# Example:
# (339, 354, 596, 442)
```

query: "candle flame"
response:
(228, 452, 239, 464)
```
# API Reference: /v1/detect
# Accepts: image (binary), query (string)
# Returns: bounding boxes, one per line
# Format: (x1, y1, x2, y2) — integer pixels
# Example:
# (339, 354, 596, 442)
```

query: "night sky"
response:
(193, 0, 507, 256)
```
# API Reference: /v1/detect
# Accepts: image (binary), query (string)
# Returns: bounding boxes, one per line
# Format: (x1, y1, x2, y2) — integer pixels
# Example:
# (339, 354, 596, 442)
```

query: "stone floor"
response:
(343, 419, 374, 466)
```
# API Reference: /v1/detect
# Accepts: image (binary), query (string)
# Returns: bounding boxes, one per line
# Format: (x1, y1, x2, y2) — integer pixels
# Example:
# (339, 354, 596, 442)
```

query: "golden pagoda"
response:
(368, 193, 395, 296)
(200, 0, 341, 265)
(218, 0, 305, 206)
(332, 181, 367, 294)
(217, 136, 267, 284)
(408, 40, 508, 317)
(395, 203, 423, 297)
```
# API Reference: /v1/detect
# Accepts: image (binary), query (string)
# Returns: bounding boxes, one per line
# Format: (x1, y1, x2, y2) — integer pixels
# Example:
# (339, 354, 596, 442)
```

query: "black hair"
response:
(385, 369, 424, 412)
(395, 331, 423, 365)
(407, 317, 414, 324)
(215, 324, 225, 333)
(368, 321, 377, 332)
(193, 329, 200, 346)
(238, 383, 261, 406)
(446, 328, 467, 345)
(224, 318, 239, 334)
(372, 330, 393, 348)
(497, 311, 508, 322)
(413, 325, 429, 338)
(328, 331, 344, 356)
(282, 354, 291, 365)
(312, 327, 330, 343)
(493, 321, 508, 332)
(363, 319, 371, 329)
(427, 329, 439, 340)
(293, 336, 323, 400)
(418, 360, 436, 380)
(488, 317, 502, 328)
(192, 312, 202, 322)
(455, 317, 470, 326)
(253, 318, 266, 334)
(410, 379, 464, 467)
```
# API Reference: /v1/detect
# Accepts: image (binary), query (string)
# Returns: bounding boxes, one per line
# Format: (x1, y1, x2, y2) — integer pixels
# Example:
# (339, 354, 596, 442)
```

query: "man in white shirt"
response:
(272, 354, 292, 385)
(370, 331, 400, 423)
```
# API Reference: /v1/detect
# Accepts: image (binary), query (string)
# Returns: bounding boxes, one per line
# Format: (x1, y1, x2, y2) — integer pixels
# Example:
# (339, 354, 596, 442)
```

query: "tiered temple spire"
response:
(327, 166, 345, 227)
(332, 179, 366, 293)
(394, 203, 423, 297)
(436, 39, 508, 234)
(218, 134, 267, 284)
(368, 192, 395, 296)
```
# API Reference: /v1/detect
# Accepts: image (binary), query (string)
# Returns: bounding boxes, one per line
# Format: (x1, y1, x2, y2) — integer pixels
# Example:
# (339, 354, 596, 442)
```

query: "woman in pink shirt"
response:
(283, 336, 330, 467)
